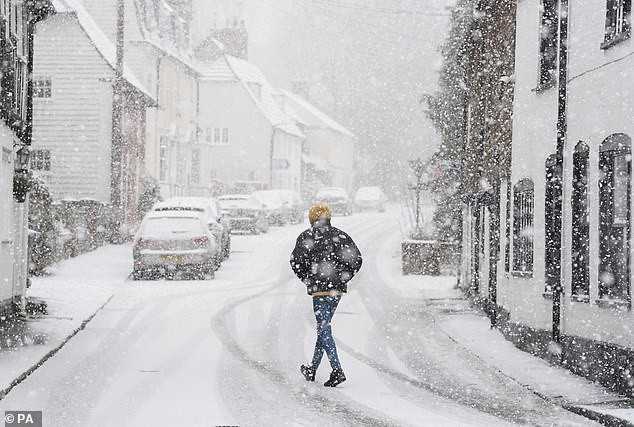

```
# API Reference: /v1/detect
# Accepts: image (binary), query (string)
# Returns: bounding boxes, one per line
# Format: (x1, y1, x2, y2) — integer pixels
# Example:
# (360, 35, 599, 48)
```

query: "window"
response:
(209, 127, 229, 145)
(176, 145, 185, 184)
(205, 127, 212, 143)
(222, 128, 229, 144)
(513, 179, 534, 275)
(213, 127, 220, 144)
(545, 155, 562, 293)
(538, 0, 559, 90)
(603, 0, 631, 47)
(30, 149, 50, 171)
(33, 77, 52, 98)
(159, 137, 168, 181)
(505, 178, 512, 272)
(572, 142, 590, 299)
(191, 148, 200, 185)
(598, 134, 631, 302)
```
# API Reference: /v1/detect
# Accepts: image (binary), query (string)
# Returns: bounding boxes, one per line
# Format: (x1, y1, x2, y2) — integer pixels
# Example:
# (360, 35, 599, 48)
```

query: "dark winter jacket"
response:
(290, 219, 362, 295)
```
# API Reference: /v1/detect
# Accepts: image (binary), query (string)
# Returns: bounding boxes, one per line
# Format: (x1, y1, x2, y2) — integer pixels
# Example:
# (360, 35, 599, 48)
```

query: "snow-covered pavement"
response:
(0, 209, 630, 426)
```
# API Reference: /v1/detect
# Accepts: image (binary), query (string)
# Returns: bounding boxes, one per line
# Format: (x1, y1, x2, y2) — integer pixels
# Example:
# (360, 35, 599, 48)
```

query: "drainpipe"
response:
(269, 128, 276, 189)
(552, 0, 569, 345)
(111, 0, 125, 236)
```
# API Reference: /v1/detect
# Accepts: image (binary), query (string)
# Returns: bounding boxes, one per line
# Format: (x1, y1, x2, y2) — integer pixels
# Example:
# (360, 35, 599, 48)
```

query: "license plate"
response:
(160, 255, 186, 263)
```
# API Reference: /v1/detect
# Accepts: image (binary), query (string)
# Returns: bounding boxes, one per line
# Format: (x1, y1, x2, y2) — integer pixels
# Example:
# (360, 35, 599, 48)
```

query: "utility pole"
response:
(111, 0, 125, 236)
(552, 0, 569, 346)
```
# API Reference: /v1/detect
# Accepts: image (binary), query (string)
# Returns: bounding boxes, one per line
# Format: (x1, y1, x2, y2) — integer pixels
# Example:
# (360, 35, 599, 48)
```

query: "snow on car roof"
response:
(218, 194, 250, 200)
(144, 210, 205, 220)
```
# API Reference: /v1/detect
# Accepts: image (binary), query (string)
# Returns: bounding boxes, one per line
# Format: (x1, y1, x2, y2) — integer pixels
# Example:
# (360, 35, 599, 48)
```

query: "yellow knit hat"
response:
(309, 202, 332, 225)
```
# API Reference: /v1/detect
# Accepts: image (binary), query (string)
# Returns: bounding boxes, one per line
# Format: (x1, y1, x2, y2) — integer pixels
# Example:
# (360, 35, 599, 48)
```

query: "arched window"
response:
(545, 155, 562, 292)
(598, 134, 631, 303)
(513, 179, 534, 275)
(572, 142, 590, 299)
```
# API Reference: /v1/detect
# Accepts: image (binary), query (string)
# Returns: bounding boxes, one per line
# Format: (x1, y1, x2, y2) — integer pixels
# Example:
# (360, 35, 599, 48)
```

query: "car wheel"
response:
(223, 240, 231, 260)
(200, 263, 215, 280)
(132, 268, 144, 281)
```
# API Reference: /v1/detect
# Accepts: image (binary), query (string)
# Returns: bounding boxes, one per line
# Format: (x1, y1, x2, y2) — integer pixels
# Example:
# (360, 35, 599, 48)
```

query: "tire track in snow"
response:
(341, 218, 598, 426)
(211, 277, 399, 426)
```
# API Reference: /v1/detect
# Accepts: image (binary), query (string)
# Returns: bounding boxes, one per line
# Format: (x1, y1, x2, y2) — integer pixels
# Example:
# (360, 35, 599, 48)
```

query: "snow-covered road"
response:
(0, 209, 599, 426)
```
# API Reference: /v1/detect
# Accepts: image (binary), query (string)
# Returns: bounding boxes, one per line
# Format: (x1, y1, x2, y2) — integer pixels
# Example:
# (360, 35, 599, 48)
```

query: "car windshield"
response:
(139, 217, 205, 239)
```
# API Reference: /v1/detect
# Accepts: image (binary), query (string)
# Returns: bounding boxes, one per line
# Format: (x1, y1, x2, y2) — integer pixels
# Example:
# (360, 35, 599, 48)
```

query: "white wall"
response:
(32, 15, 114, 202)
(0, 124, 15, 303)
(497, 0, 634, 345)
(272, 131, 303, 192)
(199, 80, 273, 186)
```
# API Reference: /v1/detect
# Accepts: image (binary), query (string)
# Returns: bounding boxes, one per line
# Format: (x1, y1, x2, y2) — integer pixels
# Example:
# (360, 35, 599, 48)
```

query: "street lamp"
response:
(16, 145, 30, 170)
(13, 145, 31, 203)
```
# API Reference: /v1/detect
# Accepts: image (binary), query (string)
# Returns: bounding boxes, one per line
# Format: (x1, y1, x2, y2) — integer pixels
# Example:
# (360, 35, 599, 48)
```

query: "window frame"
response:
(571, 142, 590, 300)
(191, 147, 200, 185)
(537, 0, 559, 91)
(30, 149, 50, 171)
(33, 76, 52, 98)
(602, 0, 632, 49)
(598, 134, 631, 304)
(159, 137, 168, 182)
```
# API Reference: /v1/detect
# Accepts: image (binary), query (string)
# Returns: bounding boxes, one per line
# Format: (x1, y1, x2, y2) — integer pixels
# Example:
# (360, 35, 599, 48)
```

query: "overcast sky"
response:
(241, 0, 455, 190)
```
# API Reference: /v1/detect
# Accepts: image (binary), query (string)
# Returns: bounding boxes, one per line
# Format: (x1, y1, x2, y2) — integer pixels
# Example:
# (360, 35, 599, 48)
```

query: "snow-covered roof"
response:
(279, 90, 354, 138)
(197, 54, 304, 138)
(51, 0, 155, 105)
(193, 58, 237, 82)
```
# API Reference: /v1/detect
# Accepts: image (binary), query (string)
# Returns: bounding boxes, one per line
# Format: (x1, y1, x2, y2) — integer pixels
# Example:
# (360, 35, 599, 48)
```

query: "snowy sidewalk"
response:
(0, 244, 129, 397)
(378, 235, 634, 426)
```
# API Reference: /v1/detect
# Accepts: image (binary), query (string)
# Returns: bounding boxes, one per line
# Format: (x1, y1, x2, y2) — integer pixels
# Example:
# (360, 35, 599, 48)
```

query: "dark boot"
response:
(300, 364, 316, 382)
(324, 368, 346, 387)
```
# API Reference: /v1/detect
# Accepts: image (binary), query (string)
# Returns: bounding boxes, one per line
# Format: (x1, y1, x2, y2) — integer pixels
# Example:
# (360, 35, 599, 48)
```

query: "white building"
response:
(0, 1, 53, 318)
(195, 53, 304, 194)
(32, 0, 154, 230)
(275, 90, 355, 197)
(78, 0, 204, 199)
(460, 0, 633, 397)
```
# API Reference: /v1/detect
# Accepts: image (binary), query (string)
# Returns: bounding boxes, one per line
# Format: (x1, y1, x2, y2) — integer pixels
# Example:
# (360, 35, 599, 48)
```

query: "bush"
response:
(28, 177, 56, 274)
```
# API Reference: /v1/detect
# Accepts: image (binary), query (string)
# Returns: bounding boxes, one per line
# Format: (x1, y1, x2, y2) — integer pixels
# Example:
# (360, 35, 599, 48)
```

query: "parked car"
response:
(218, 194, 270, 234)
(275, 189, 304, 224)
(315, 187, 352, 215)
(132, 211, 218, 280)
(251, 190, 289, 225)
(205, 197, 232, 260)
(354, 186, 387, 212)
(152, 197, 228, 266)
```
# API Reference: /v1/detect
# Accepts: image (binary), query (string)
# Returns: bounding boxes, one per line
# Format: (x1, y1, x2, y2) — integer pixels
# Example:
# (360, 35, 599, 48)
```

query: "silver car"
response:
(132, 211, 218, 280)
(153, 197, 228, 266)
(218, 194, 269, 234)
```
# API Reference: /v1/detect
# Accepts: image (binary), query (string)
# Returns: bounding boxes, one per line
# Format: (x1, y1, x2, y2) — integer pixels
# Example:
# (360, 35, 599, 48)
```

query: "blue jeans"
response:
(311, 296, 341, 370)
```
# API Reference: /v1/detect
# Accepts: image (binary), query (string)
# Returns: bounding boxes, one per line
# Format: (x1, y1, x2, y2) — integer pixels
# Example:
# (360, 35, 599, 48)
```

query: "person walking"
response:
(290, 202, 362, 387)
